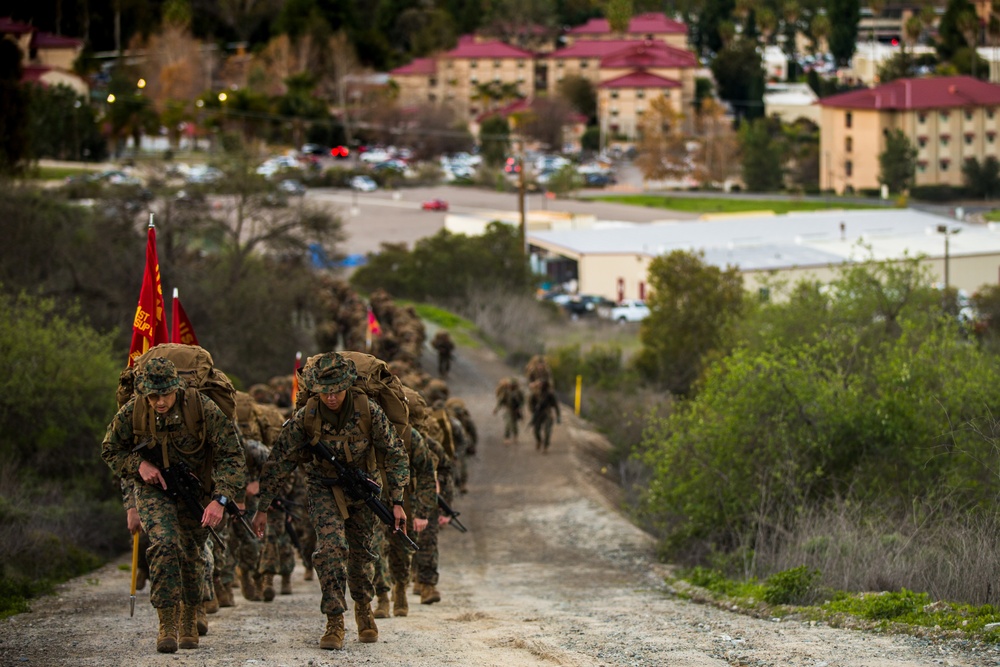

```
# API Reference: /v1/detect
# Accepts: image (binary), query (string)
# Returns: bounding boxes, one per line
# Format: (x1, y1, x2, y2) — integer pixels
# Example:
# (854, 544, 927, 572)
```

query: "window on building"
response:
(637, 90, 645, 99)
(989, 109, 996, 120)
(429, 78, 437, 86)
(611, 109, 619, 116)
(428, 93, 436, 102)
(966, 110, 974, 121)
(941, 134, 950, 146)
(845, 160, 853, 176)
(580, 60, 589, 68)
(989, 132, 997, 143)
(918, 112, 926, 123)
(846, 112, 852, 128)
(965, 133, 974, 145)
(493, 60, 501, 68)
(918, 160, 927, 172)
(846, 137, 853, 152)
(759, 287, 771, 302)
(470, 60, 477, 68)
(940, 111, 950, 122)
(611, 91, 619, 99)
(918, 136, 927, 148)
(518, 60, 525, 68)
(557, 60, 563, 68)
(941, 159, 950, 170)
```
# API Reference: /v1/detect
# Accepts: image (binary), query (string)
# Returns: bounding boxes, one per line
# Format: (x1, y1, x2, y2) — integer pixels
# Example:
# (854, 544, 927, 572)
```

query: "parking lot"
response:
(307, 183, 698, 256)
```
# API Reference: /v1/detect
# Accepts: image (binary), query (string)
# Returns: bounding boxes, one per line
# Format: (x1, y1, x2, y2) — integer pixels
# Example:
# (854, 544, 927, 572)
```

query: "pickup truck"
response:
(602, 299, 650, 323)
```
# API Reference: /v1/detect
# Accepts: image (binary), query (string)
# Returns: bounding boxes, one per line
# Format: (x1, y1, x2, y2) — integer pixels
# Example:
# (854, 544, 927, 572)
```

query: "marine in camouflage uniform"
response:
(411, 415, 455, 604)
(102, 358, 245, 654)
(382, 423, 438, 617)
(494, 377, 525, 444)
(252, 352, 410, 650)
(528, 379, 561, 452)
(221, 437, 269, 602)
(431, 330, 455, 377)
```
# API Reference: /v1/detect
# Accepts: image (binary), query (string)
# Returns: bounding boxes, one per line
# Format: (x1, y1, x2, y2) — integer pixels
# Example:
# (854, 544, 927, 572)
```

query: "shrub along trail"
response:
(1, 342, 997, 667)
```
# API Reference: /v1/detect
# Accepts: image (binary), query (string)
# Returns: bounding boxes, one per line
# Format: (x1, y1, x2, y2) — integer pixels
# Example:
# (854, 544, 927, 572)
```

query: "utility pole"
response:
(518, 140, 527, 257)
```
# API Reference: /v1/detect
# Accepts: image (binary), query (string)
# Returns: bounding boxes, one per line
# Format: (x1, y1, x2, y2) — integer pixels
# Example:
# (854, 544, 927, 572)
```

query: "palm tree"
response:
(810, 13, 831, 55)
(957, 10, 980, 78)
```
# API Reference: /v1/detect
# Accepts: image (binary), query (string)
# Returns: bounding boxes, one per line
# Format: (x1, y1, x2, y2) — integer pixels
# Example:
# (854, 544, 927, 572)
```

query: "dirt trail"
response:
(1, 342, 998, 667)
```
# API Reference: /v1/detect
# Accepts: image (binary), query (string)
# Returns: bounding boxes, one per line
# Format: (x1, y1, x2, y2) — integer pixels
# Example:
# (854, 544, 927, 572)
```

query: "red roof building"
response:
(819, 76, 1000, 193)
(567, 13, 688, 38)
(0, 17, 88, 95)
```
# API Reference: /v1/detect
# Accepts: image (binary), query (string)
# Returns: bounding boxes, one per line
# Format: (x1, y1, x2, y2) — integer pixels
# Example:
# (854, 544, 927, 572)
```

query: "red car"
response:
(330, 145, 350, 158)
(421, 199, 449, 211)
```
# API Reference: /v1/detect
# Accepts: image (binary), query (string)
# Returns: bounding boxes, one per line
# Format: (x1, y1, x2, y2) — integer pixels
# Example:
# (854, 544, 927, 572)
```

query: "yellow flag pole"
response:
(129, 532, 140, 617)
(574, 374, 582, 416)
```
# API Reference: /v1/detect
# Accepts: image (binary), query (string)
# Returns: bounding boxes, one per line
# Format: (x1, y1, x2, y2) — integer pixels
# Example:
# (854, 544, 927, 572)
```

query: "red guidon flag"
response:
(365, 306, 382, 353)
(128, 218, 169, 366)
(291, 351, 302, 403)
(171, 288, 199, 345)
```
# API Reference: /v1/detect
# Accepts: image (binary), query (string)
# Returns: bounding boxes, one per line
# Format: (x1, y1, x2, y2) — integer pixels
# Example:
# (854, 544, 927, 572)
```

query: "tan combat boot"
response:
(355, 602, 379, 643)
(372, 592, 390, 619)
(178, 602, 199, 649)
(392, 581, 408, 617)
(319, 613, 345, 650)
(156, 605, 179, 654)
(412, 581, 423, 596)
(204, 593, 219, 614)
(420, 584, 442, 605)
(220, 582, 235, 607)
(262, 574, 276, 602)
(239, 568, 259, 601)
(303, 567, 313, 581)
(197, 603, 209, 636)
(280, 573, 292, 595)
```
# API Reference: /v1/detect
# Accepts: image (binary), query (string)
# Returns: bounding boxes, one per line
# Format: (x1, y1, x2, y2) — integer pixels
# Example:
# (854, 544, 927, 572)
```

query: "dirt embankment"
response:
(1, 342, 998, 667)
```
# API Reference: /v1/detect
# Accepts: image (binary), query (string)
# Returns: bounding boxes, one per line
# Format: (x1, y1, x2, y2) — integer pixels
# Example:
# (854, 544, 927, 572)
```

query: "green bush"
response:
(910, 184, 968, 202)
(763, 566, 821, 605)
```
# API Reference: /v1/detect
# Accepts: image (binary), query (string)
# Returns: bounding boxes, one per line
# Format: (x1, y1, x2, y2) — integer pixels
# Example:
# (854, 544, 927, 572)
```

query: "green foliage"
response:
(26, 84, 107, 162)
(763, 566, 821, 605)
(827, 0, 860, 66)
(557, 75, 597, 123)
(350, 222, 533, 302)
(739, 118, 784, 191)
(937, 0, 978, 61)
(635, 250, 745, 395)
(546, 164, 584, 197)
(480, 115, 511, 167)
(0, 291, 120, 481)
(594, 195, 873, 214)
(962, 156, 1000, 199)
(0, 40, 30, 176)
(710, 39, 765, 122)
(638, 254, 1000, 562)
(879, 129, 917, 195)
(581, 126, 600, 152)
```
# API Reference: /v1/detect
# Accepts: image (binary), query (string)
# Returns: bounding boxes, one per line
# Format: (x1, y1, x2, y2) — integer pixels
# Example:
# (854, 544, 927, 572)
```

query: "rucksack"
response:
(234, 390, 264, 442)
(297, 351, 411, 449)
(129, 343, 237, 445)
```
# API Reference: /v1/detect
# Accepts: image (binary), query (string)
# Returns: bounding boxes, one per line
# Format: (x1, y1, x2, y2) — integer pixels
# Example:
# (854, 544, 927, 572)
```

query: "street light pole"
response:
(936, 224, 961, 302)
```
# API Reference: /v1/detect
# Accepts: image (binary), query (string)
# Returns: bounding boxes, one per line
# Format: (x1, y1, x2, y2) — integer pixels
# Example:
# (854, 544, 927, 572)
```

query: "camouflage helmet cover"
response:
(137, 357, 182, 397)
(305, 352, 357, 394)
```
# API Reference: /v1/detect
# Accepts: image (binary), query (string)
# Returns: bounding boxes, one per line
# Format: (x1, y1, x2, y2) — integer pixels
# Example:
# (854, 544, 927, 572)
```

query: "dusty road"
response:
(2, 341, 998, 667)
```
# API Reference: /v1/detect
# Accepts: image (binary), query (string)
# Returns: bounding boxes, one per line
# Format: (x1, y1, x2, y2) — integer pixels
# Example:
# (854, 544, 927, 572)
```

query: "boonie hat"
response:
(305, 352, 357, 394)
(137, 357, 182, 396)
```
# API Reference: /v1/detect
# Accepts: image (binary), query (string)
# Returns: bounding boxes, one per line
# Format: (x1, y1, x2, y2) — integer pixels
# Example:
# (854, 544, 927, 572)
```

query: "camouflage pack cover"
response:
(234, 390, 264, 441)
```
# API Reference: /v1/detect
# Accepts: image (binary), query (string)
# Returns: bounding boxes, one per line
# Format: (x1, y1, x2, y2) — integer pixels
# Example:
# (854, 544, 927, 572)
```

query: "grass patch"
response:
(409, 303, 480, 348)
(670, 568, 1000, 642)
(593, 195, 879, 215)
(27, 166, 100, 181)
(984, 210, 1000, 222)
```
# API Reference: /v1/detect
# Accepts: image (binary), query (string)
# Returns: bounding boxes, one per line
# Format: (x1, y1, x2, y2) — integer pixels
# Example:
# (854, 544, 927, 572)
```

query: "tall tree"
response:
(635, 250, 745, 395)
(739, 117, 784, 191)
(937, 0, 978, 61)
(710, 38, 765, 122)
(0, 40, 30, 176)
(607, 0, 634, 33)
(878, 128, 917, 195)
(827, 0, 859, 66)
(480, 114, 511, 167)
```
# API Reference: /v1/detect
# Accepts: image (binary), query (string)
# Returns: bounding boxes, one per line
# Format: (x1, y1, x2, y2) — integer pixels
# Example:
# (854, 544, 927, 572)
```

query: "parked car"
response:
(563, 294, 615, 318)
(350, 175, 377, 192)
(331, 145, 350, 159)
(301, 143, 330, 156)
(278, 178, 306, 195)
(603, 299, 650, 323)
(421, 198, 449, 211)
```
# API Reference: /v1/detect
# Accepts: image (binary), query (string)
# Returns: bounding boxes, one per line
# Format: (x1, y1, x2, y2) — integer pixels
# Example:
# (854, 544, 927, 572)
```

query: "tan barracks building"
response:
(819, 76, 1000, 195)
(527, 209, 1000, 302)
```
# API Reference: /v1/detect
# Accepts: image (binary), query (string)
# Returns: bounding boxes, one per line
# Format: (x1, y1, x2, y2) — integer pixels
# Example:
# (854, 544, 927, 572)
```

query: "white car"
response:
(350, 175, 377, 192)
(606, 300, 650, 323)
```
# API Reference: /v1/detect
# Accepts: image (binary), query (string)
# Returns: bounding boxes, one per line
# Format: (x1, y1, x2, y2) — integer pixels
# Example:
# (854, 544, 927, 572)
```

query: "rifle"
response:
(437, 494, 468, 533)
(270, 496, 304, 555)
(312, 440, 419, 551)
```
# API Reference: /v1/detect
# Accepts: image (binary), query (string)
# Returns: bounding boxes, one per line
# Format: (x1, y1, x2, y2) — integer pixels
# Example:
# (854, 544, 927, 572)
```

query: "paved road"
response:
(307, 185, 698, 256)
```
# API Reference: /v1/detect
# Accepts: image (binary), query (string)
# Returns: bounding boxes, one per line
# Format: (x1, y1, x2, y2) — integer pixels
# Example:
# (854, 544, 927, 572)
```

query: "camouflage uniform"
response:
(412, 429, 455, 591)
(431, 330, 455, 377)
(223, 438, 269, 600)
(494, 378, 525, 442)
(256, 353, 409, 628)
(101, 358, 245, 651)
(528, 380, 561, 452)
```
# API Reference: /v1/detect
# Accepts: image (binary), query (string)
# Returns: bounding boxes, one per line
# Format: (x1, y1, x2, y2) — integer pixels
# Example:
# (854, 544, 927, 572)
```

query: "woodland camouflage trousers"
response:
(411, 507, 441, 586)
(259, 510, 295, 576)
(135, 484, 209, 608)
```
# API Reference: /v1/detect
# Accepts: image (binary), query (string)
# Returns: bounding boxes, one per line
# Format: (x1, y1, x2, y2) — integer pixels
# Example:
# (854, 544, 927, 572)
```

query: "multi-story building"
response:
(819, 75, 1000, 194)
(1, 16, 88, 96)
(389, 12, 700, 146)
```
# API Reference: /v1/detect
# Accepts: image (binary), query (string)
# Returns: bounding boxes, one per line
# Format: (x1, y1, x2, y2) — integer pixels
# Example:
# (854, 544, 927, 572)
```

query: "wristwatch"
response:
(214, 494, 229, 507)
(392, 500, 404, 507)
